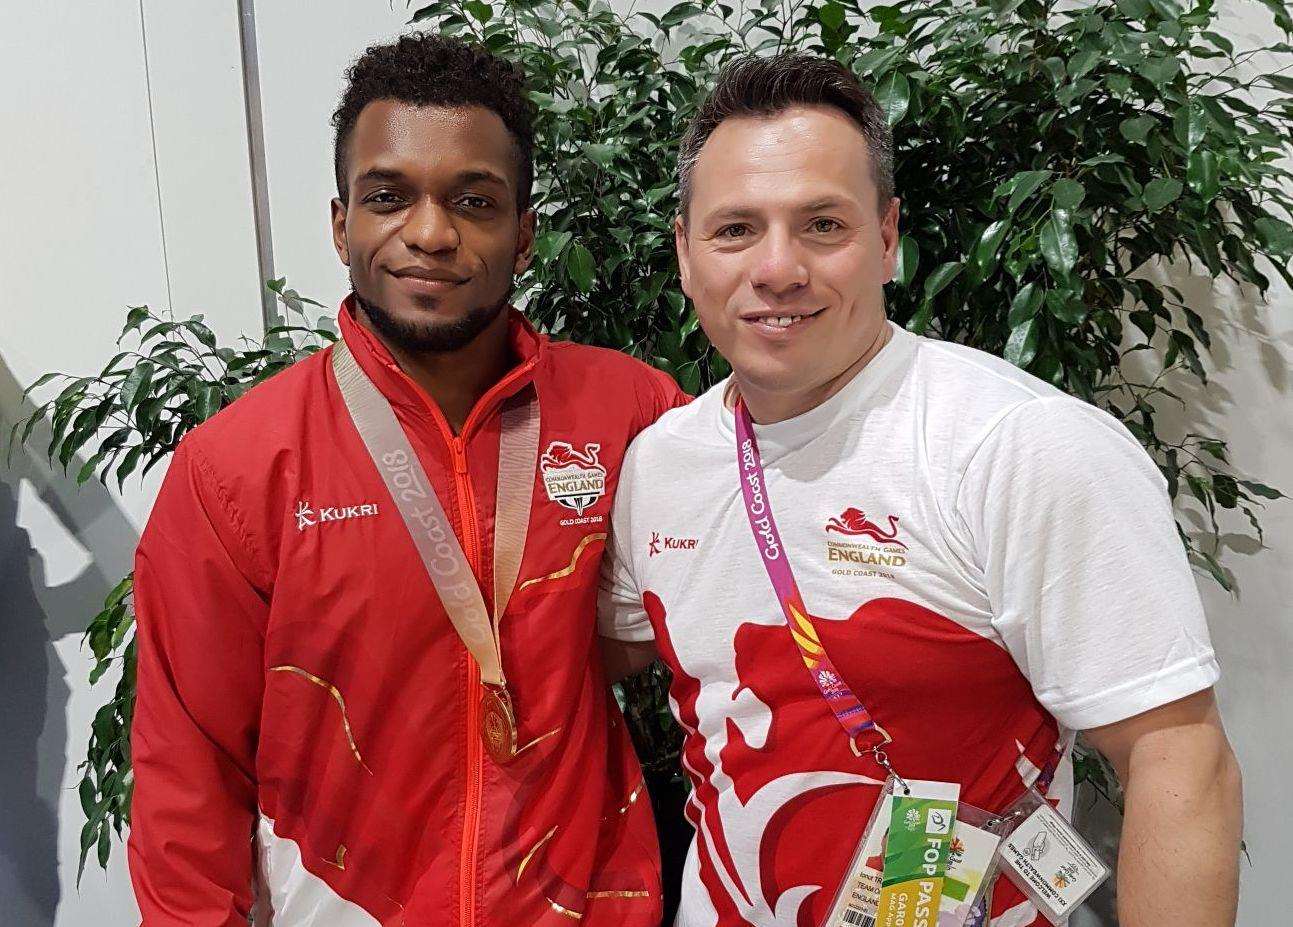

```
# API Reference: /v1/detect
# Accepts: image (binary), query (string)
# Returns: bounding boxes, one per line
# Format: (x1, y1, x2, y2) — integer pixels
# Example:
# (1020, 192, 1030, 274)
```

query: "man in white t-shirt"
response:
(600, 53, 1242, 927)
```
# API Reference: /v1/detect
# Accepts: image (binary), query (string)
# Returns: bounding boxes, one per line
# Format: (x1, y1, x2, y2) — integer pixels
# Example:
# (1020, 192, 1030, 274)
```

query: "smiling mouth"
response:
(745, 308, 825, 331)
(391, 273, 468, 294)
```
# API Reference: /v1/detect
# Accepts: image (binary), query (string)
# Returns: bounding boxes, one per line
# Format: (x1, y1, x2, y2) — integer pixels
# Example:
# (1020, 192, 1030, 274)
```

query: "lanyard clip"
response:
(850, 723, 909, 795)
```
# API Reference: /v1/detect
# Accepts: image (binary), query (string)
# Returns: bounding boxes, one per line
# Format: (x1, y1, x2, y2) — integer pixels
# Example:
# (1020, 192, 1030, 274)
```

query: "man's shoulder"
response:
(902, 333, 1073, 455)
(911, 334, 1062, 409)
(621, 380, 723, 467)
(543, 339, 686, 430)
(178, 346, 332, 466)
(545, 339, 676, 390)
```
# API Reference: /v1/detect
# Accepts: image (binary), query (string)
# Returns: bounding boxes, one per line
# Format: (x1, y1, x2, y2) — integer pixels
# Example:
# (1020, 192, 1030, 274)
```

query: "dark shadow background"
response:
(0, 356, 138, 926)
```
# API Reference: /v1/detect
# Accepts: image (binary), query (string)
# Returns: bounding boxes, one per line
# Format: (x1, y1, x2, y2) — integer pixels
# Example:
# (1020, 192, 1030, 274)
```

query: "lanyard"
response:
(734, 397, 894, 765)
(331, 340, 538, 691)
(735, 396, 1066, 794)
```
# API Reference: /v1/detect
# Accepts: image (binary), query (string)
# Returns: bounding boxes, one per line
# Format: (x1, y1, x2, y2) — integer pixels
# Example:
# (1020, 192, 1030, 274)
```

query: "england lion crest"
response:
(540, 441, 607, 515)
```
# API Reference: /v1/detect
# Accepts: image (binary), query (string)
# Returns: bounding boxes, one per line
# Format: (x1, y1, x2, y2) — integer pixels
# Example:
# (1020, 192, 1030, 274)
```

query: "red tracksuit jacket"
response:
(129, 300, 684, 926)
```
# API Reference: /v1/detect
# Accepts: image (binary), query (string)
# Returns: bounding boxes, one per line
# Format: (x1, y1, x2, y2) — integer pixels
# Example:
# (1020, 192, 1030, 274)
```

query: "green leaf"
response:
(1115, 0, 1152, 18)
(1004, 319, 1039, 367)
(874, 71, 911, 126)
(1197, 550, 1234, 592)
(566, 243, 596, 294)
(104, 576, 133, 610)
(584, 143, 618, 168)
(1254, 218, 1293, 258)
(818, 2, 845, 31)
(922, 261, 963, 301)
(1119, 115, 1156, 144)
(120, 362, 155, 411)
(196, 383, 221, 422)
(1239, 480, 1284, 500)
(1138, 56, 1180, 86)
(464, 0, 492, 22)
(1266, 74, 1293, 94)
(1039, 209, 1079, 276)
(21, 371, 64, 398)
(77, 450, 108, 486)
(1045, 290, 1088, 324)
(1000, 170, 1052, 213)
(1008, 283, 1043, 327)
(122, 306, 151, 337)
(97, 825, 112, 868)
(1052, 178, 1086, 210)
(78, 820, 97, 884)
(973, 220, 1011, 271)
(1142, 177, 1183, 212)
(659, 1, 702, 29)
(534, 230, 573, 263)
(1187, 149, 1219, 198)
(1068, 49, 1100, 79)
(894, 236, 919, 287)
(79, 776, 96, 817)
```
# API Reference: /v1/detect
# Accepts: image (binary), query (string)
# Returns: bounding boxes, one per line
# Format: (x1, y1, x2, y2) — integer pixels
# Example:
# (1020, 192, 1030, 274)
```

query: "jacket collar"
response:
(336, 294, 546, 430)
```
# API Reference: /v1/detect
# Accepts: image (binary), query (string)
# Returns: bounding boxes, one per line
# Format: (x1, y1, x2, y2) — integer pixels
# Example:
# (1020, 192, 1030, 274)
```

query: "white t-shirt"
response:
(599, 322, 1218, 927)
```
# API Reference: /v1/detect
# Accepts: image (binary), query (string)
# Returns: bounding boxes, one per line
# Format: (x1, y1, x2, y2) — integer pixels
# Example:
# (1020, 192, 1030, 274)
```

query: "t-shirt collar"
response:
(712, 320, 916, 459)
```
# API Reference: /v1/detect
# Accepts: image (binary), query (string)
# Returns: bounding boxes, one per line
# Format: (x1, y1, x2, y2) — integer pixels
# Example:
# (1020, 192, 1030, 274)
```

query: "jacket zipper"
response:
(390, 358, 538, 927)
(452, 434, 484, 927)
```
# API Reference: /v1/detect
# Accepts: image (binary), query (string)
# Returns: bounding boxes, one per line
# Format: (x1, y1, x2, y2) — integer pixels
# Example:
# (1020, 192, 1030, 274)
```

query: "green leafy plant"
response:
(11, 0, 1291, 880)
(412, 0, 1289, 584)
(10, 282, 336, 878)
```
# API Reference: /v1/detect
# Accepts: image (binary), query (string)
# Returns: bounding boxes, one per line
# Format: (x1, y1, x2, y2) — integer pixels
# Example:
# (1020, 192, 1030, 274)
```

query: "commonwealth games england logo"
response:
(825, 507, 907, 548)
(540, 441, 607, 515)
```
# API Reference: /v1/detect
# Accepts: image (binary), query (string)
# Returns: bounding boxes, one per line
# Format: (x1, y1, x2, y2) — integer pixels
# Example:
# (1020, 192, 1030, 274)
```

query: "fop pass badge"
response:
(875, 779, 960, 927)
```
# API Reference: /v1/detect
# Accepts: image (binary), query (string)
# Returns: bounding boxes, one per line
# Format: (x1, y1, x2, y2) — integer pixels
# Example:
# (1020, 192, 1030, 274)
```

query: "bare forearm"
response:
(1115, 746, 1243, 926)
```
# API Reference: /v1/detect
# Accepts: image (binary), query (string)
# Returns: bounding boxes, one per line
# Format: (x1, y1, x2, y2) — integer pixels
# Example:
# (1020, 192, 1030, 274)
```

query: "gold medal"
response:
(480, 685, 518, 764)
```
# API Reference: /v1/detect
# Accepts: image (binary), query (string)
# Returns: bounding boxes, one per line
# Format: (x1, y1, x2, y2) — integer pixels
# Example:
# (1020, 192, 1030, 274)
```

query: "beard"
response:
(352, 280, 510, 354)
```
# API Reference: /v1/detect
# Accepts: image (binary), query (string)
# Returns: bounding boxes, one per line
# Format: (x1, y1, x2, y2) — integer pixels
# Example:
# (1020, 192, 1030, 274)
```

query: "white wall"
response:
(0, 1, 261, 924)
(1, 2, 1289, 925)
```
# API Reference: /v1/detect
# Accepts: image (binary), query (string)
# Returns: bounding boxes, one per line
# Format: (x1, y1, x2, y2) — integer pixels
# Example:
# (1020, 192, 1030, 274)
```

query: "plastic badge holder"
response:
(940, 802, 1006, 927)
(993, 788, 1112, 925)
(821, 775, 897, 927)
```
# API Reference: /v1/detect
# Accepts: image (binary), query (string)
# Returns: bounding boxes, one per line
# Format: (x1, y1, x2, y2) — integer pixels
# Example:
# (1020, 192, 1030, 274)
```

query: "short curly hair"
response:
(332, 32, 535, 211)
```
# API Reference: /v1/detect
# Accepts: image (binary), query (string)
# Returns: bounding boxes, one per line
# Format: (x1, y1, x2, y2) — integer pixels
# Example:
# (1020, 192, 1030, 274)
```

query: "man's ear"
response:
(513, 208, 537, 276)
(674, 214, 693, 298)
(331, 197, 350, 266)
(880, 196, 901, 285)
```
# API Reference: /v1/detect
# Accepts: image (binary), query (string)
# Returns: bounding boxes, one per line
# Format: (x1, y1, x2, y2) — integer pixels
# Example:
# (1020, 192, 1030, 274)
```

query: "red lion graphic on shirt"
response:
(541, 441, 604, 472)
(825, 508, 907, 549)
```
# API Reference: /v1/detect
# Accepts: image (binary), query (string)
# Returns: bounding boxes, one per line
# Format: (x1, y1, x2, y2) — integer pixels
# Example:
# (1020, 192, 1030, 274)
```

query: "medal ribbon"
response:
(735, 397, 891, 753)
(332, 341, 538, 689)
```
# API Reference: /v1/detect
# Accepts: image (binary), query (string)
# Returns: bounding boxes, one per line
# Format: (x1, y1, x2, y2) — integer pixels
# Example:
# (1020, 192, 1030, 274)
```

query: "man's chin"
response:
(355, 290, 506, 354)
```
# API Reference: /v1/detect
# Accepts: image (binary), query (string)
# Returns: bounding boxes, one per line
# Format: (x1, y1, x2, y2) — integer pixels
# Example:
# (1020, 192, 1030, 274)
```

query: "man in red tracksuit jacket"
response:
(128, 34, 683, 927)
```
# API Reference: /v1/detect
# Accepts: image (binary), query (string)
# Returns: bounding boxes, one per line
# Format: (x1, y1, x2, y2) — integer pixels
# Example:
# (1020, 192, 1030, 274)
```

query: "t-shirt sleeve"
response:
(598, 444, 656, 642)
(955, 396, 1219, 731)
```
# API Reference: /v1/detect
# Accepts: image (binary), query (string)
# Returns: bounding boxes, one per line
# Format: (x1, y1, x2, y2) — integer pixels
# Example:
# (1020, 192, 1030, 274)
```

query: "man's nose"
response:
(748, 228, 809, 297)
(400, 197, 461, 254)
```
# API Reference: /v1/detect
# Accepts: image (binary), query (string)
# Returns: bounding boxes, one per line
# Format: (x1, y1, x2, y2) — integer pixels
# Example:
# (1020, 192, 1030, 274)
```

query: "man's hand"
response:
(599, 637, 658, 684)
(1083, 688, 1243, 927)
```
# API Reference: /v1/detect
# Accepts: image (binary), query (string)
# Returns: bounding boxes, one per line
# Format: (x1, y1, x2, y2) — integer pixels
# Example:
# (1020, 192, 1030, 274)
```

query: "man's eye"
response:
(716, 224, 749, 239)
(365, 191, 403, 207)
(811, 218, 842, 234)
(458, 195, 492, 210)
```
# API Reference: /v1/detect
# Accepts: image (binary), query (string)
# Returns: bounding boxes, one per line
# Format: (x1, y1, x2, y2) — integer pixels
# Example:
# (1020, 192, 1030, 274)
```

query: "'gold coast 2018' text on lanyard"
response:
(733, 396, 899, 773)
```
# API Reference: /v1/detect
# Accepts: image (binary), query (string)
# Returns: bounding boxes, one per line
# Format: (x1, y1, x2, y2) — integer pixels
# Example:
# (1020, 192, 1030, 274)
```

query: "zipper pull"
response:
(451, 438, 469, 475)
